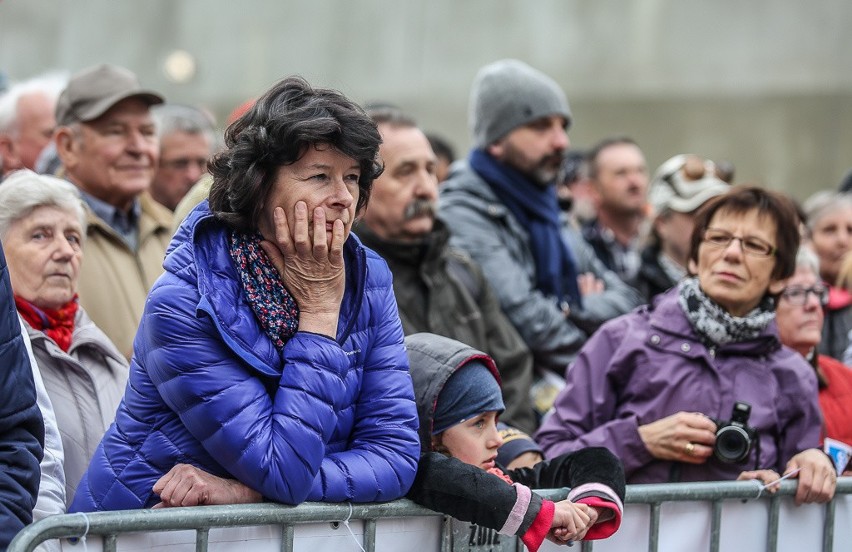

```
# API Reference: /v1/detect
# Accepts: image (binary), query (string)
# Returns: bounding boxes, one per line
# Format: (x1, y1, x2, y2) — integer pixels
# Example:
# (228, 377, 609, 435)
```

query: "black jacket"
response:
(632, 244, 678, 304)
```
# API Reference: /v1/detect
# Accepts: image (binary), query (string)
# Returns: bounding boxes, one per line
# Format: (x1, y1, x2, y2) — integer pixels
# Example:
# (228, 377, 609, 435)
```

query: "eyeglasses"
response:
(702, 228, 777, 258)
(780, 285, 829, 307)
(159, 157, 208, 171)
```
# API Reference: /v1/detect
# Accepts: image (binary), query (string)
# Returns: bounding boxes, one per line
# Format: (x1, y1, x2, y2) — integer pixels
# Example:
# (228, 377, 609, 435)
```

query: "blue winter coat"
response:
(0, 243, 44, 548)
(71, 203, 421, 511)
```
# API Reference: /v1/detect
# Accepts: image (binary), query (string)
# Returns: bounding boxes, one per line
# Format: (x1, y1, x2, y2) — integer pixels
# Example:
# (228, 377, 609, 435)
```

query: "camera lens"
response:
(714, 425, 751, 463)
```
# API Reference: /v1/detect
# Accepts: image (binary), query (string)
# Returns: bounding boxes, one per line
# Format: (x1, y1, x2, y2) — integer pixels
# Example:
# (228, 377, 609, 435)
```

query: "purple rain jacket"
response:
(535, 288, 822, 483)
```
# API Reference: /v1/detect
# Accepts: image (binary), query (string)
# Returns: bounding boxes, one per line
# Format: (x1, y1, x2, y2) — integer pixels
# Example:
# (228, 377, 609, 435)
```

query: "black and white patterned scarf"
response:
(677, 277, 775, 346)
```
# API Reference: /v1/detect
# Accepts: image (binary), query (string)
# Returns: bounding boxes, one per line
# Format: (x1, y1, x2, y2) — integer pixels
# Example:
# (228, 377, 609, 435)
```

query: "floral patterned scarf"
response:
(229, 231, 299, 350)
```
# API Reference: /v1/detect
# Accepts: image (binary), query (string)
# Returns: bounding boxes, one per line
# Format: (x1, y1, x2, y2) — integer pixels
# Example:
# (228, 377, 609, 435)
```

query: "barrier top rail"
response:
(8, 479, 852, 552)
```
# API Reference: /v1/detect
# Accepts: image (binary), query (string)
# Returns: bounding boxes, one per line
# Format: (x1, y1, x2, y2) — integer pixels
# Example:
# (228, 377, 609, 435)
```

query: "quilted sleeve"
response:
(311, 259, 420, 502)
(142, 279, 354, 505)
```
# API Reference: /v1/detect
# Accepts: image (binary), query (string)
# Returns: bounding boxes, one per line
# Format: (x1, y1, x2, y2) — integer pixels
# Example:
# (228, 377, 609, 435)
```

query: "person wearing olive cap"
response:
(53, 64, 173, 358)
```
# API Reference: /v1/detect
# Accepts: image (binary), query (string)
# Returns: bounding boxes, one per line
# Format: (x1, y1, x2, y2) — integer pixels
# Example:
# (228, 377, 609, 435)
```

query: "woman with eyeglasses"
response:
(775, 247, 852, 459)
(537, 186, 837, 504)
(801, 191, 852, 362)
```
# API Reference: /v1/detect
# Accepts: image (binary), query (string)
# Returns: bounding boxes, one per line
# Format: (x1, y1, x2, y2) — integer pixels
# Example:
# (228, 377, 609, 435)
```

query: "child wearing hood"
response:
(405, 333, 625, 551)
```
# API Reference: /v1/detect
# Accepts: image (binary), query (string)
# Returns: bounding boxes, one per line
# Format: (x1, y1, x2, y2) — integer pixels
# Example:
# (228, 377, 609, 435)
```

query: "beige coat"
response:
(76, 193, 173, 359)
(24, 308, 128, 506)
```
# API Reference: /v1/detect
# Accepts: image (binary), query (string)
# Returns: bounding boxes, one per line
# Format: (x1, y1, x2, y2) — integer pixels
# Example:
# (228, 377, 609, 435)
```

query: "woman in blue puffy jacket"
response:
(71, 76, 421, 511)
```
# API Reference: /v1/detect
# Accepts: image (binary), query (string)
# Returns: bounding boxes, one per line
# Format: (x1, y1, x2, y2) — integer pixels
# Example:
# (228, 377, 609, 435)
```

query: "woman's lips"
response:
(715, 271, 742, 282)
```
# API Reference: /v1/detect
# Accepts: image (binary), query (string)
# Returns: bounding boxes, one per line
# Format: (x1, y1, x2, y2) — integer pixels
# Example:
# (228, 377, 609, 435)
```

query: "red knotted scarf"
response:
(15, 295, 79, 352)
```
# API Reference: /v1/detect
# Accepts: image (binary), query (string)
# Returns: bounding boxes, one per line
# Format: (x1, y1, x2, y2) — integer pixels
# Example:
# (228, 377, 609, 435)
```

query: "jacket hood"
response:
(404, 332, 500, 453)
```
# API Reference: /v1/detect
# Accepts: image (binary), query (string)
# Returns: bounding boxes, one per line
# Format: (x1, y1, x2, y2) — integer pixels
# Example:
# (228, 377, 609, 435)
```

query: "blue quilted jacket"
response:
(0, 243, 44, 547)
(71, 203, 420, 511)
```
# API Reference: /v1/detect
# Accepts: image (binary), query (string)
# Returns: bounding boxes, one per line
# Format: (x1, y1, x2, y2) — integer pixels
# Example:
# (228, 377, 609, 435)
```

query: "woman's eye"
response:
(312, 173, 329, 181)
(67, 235, 82, 246)
(345, 173, 360, 183)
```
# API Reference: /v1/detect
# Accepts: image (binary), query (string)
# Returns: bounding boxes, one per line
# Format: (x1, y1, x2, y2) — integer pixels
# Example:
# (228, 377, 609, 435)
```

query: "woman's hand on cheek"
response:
(260, 202, 345, 338)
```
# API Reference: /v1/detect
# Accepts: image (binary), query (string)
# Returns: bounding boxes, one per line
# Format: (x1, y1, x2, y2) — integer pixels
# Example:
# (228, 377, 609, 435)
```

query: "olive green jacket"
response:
(355, 220, 536, 433)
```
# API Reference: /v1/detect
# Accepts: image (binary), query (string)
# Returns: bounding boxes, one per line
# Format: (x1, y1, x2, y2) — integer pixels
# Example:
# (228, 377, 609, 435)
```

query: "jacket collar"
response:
(169, 202, 367, 377)
(647, 288, 780, 358)
(353, 218, 451, 272)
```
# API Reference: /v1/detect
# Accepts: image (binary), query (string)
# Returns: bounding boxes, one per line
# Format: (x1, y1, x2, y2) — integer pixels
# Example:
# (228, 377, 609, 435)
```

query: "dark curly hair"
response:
(208, 76, 383, 232)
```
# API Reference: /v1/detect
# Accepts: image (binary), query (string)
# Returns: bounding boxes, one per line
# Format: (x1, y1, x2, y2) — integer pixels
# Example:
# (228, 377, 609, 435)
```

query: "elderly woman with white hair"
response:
(0, 170, 128, 506)
(775, 246, 852, 461)
(802, 191, 852, 361)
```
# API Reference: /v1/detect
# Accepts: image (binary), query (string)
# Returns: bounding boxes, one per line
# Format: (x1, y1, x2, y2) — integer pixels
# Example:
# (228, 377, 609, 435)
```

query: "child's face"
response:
(439, 411, 504, 470)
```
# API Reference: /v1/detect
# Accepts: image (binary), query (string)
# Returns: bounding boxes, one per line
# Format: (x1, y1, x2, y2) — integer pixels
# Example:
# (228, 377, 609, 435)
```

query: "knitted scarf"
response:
(677, 277, 775, 346)
(229, 231, 300, 350)
(469, 149, 582, 308)
(15, 295, 78, 352)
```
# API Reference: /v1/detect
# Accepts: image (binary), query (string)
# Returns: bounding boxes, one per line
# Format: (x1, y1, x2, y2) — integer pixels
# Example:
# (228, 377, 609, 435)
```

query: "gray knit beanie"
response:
(469, 59, 572, 149)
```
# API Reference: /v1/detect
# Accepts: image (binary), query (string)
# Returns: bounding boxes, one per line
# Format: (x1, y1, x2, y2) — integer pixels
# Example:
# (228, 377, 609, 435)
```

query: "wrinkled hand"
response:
(547, 500, 597, 544)
(737, 469, 782, 494)
(152, 464, 262, 508)
(785, 449, 837, 505)
(577, 273, 605, 297)
(260, 202, 345, 337)
(638, 412, 717, 463)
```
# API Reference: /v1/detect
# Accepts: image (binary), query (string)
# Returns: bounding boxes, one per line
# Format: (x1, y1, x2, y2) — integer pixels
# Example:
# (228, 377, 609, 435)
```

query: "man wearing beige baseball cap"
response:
(54, 64, 173, 358)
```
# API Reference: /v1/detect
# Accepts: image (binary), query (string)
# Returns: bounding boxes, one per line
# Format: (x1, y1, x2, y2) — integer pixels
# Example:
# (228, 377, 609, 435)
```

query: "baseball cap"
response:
(648, 154, 730, 216)
(55, 64, 164, 126)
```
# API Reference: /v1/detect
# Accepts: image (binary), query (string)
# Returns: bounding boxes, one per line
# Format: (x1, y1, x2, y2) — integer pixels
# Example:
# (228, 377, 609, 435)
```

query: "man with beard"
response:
(355, 108, 537, 434)
(439, 60, 642, 374)
(581, 137, 649, 282)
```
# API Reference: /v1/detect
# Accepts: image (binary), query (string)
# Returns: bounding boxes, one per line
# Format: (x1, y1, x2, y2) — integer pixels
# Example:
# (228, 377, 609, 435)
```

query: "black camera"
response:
(713, 402, 757, 464)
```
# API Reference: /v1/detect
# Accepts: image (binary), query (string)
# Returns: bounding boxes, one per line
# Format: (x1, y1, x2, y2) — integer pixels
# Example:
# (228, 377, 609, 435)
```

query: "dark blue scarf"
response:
(469, 149, 582, 308)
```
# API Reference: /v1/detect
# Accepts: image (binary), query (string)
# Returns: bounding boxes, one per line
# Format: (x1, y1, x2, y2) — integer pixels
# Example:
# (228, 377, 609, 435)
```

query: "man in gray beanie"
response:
(439, 59, 641, 379)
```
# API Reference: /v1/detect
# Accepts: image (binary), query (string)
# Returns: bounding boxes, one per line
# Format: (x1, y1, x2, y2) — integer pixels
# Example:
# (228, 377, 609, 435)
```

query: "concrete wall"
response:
(2, 0, 850, 199)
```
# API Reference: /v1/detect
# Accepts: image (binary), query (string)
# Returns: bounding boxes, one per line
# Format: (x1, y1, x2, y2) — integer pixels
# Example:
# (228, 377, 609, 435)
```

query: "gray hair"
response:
(0, 71, 68, 134)
(801, 190, 852, 233)
(795, 244, 821, 277)
(151, 103, 219, 150)
(0, 170, 86, 240)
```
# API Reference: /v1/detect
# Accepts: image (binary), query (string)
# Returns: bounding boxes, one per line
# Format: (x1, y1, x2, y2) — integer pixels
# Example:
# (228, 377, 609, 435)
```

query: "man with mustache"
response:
(54, 64, 173, 358)
(355, 108, 537, 435)
(581, 137, 649, 282)
(440, 60, 642, 375)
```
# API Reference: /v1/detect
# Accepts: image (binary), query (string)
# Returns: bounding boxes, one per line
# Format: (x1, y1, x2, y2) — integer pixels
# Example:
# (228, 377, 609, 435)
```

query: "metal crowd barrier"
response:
(9, 479, 852, 552)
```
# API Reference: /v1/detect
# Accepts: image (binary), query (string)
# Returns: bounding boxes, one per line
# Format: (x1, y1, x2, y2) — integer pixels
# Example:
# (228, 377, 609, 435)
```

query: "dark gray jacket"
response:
(439, 162, 643, 372)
